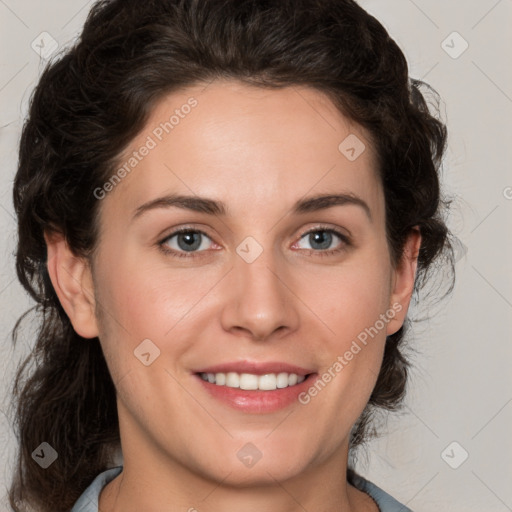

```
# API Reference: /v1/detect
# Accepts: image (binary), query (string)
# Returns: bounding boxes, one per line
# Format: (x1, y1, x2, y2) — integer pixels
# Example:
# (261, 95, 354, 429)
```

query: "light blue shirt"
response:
(71, 466, 414, 511)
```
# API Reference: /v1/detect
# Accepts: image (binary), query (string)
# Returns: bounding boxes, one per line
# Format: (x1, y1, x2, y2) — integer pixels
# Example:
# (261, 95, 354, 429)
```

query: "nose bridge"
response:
(237, 244, 282, 301)
(220, 237, 298, 339)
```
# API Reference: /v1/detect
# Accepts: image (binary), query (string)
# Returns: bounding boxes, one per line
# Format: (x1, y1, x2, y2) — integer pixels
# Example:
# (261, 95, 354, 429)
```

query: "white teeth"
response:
(276, 372, 289, 388)
(259, 374, 278, 391)
(239, 373, 259, 390)
(199, 372, 308, 390)
(226, 372, 239, 387)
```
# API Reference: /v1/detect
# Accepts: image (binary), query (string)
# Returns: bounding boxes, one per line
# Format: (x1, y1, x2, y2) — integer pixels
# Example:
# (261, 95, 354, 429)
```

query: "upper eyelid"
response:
(299, 226, 348, 238)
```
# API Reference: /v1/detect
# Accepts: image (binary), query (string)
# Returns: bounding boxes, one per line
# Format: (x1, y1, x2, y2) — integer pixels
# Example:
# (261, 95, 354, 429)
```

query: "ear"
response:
(386, 227, 422, 336)
(44, 231, 99, 339)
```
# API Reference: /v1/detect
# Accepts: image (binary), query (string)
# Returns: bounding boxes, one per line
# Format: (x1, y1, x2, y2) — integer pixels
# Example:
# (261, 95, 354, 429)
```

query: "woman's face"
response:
(57, 80, 418, 487)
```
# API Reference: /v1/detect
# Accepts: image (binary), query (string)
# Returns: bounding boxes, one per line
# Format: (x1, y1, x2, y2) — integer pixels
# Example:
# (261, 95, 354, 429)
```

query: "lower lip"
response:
(194, 373, 318, 413)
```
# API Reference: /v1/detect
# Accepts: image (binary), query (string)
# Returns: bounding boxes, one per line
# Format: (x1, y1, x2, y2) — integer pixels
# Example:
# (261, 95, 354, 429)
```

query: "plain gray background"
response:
(0, 1, 511, 511)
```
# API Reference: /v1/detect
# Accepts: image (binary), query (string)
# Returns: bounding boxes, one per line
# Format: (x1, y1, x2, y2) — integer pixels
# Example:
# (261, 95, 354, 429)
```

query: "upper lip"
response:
(194, 361, 315, 377)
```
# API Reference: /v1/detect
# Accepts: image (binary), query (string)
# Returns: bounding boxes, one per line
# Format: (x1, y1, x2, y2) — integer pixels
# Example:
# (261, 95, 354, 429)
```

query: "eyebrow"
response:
(132, 192, 372, 222)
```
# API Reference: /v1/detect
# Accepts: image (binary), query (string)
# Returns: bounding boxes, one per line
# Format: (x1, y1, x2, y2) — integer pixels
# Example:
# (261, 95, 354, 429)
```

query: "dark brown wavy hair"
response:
(9, 0, 455, 510)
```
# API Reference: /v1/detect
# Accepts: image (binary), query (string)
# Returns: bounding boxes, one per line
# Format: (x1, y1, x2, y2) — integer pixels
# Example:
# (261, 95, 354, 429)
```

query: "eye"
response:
(294, 228, 349, 254)
(158, 226, 349, 259)
(160, 228, 214, 257)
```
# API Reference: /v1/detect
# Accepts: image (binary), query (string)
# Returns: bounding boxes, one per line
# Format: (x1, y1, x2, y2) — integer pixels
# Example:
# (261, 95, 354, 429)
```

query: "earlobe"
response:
(44, 231, 99, 339)
(386, 227, 422, 336)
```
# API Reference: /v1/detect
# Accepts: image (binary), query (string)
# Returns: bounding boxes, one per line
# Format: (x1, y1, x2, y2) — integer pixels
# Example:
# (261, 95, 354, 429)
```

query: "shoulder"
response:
(70, 466, 123, 512)
(350, 472, 415, 512)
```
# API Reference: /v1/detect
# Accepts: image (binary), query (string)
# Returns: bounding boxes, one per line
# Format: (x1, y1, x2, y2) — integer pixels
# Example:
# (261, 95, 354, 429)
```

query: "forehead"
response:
(104, 80, 383, 219)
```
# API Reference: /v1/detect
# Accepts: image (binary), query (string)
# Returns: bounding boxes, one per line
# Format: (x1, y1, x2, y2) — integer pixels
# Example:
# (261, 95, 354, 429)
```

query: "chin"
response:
(185, 447, 310, 488)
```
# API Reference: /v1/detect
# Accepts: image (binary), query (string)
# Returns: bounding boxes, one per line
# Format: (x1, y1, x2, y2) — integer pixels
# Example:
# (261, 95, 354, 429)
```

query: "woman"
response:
(9, 0, 454, 510)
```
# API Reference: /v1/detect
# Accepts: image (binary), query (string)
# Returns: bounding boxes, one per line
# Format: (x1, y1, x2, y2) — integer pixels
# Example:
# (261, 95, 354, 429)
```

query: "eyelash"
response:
(158, 226, 351, 259)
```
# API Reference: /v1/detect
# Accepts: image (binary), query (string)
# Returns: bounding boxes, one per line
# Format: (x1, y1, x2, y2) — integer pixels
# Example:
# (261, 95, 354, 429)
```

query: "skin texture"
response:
(45, 80, 420, 512)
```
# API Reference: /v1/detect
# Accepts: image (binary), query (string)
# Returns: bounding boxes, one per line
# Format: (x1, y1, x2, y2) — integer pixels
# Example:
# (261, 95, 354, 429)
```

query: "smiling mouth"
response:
(197, 371, 311, 391)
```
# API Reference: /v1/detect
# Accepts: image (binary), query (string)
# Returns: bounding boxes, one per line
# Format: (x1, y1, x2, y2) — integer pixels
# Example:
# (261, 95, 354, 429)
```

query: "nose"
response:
(220, 247, 300, 341)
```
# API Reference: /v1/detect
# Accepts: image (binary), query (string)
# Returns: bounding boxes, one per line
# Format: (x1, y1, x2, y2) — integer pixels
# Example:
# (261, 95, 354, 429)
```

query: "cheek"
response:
(302, 269, 390, 427)
(300, 252, 392, 395)
(99, 256, 195, 329)
(93, 256, 221, 369)
(303, 256, 392, 336)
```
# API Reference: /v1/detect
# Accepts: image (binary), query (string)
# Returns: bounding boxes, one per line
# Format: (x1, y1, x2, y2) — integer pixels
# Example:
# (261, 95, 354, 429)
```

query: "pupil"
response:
(310, 231, 332, 250)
